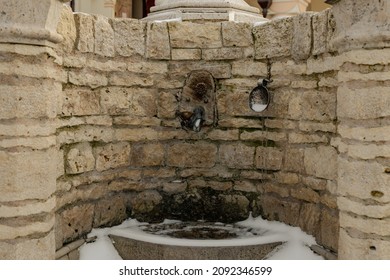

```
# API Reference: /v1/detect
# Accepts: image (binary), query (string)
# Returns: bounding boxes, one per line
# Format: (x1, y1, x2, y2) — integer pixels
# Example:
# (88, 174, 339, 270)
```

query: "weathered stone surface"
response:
(258, 195, 300, 226)
(219, 143, 254, 169)
(58, 126, 114, 144)
(167, 142, 217, 168)
(319, 210, 338, 252)
(93, 196, 127, 227)
(130, 190, 162, 215)
(338, 158, 390, 203)
(298, 203, 321, 236)
(66, 143, 95, 174)
(202, 47, 243, 61)
(94, 15, 114, 57)
(128, 61, 168, 74)
(292, 13, 313, 61)
(62, 88, 100, 116)
(222, 22, 253, 47)
(255, 147, 283, 171)
(95, 142, 131, 172)
(163, 181, 187, 194)
(218, 118, 263, 129)
(338, 86, 390, 120)
(171, 49, 201, 60)
(69, 69, 108, 89)
(231, 60, 267, 77)
(307, 55, 342, 74)
(57, 5, 76, 53)
(206, 129, 239, 141)
(233, 180, 257, 192)
(302, 176, 327, 191)
(168, 61, 231, 79)
(338, 196, 390, 219)
(338, 142, 390, 160)
(304, 146, 337, 180)
(240, 131, 287, 142)
(291, 187, 320, 203)
(284, 148, 304, 173)
(298, 121, 336, 133)
(131, 143, 164, 167)
(312, 9, 330, 55)
(59, 204, 94, 243)
(289, 133, 328, 144)
(0, 197, 55, 218)
(74, 13, 94, 53)
(146, 22, 170, 59)
(338, 228, 390, 260)
(275, 172, 299, 185)
(101, 87, 157, 116)
(0, 231, 55, 260)
(253, 17, 293, 59)
(338, 125, 390, 142)
(157, 91, 178, 119)
(108, 72, 154, 87)
(0, 148, 57, 202)
(169, 22, 222, 49)
(262, 183, 289, 198)
(208, 181, 233, 191)
(112, 19, 146, 57)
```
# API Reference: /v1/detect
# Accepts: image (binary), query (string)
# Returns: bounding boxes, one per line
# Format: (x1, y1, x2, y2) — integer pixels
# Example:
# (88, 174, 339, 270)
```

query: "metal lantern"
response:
(249, 78, 271, 112)
(257, 0, 273, 18)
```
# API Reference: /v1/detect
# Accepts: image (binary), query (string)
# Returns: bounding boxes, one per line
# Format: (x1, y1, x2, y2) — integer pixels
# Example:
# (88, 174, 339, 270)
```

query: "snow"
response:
(251, 103, 268, 112)
(79, 215, 323, 260)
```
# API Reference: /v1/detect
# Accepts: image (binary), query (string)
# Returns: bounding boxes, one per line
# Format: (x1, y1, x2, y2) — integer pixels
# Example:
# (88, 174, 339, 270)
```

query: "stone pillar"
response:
(0, 0, 68, 259)
(268, 0, 312, 19)
(143, 0, 267, 23)
(331, 0, 390, 259)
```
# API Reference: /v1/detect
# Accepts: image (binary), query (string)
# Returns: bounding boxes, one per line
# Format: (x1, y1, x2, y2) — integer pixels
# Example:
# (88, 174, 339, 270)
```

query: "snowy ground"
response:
(79, 215, 323, 260)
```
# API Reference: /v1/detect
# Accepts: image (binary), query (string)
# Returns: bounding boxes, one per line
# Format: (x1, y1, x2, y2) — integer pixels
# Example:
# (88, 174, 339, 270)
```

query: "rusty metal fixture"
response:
(177, 70, 217, 131)
(257, 0, 273, 18)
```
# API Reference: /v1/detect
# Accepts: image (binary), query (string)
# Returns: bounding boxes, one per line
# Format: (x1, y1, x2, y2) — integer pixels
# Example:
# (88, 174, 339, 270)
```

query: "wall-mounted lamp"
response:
(257, 0, 273, 18)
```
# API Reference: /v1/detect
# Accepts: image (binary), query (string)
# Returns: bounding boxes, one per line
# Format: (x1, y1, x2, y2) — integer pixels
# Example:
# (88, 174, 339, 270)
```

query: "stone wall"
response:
(54, 6, 340, 253)
(1, 0, 390, 260)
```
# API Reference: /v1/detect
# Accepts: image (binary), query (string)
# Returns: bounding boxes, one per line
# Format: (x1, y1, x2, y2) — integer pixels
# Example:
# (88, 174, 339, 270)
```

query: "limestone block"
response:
(101, 87, 157, 117)
(338, 228, 390, 260)
(128, 61, 168, 74)
(275, 172, 299, 185)
(233, 180, 257, 192)
(253, 17, 293, 59)
(62, 88, 100, 116)
(58, 126, 114, 144)
(264, 119, 296, 130)
(167, 142, 217, 168)
(146, 22, 170, 59)
(290, 80, 318, 89)
(112, 18, 146, 57)
(339, 143, 390, 160)
(288, 90, 336, 122)
(163, 181, 187, 194)
(93, 15, 115, 57)
(255, 147, 283, 171)
(272, 60, 307, 76)
(169, 22, 222, 49)
(56, 5, 76, 53)
(169, 61, 231, 79)
(340, 212, 390, 237)
(240, 130, 286, 142)
(289, 133, 328, 144)
(319, 210, 338, 252)
(292, 12, 313, 61)
(202, 47, 243, 61)
(172, 49, 201, 60)
(108, 72, 154, 87)
(218, 117, 263, 129)
(65, 143, 95, 174)
(258, 195, 300, 226)
(338, 197, 390, 219)
(180, 166, 232, 179)
(298, 121, 336, 133)
(208, 181, 233, 191)
(304, 146, 337, 180)
(291, 187, 320, 203)
(131, 190, 162, 214)
(338, 158, 390, 203)
(231, 60, 267, 77)
(59, 204, 94, 243)
(342, 48, 390, 66)
(95, 142, 131, 172)
(0, 197, 55, 219)
(338, 125, 390, 142)
(219, 194, 250, 218)
(262, 183, 289, 198)
(0, 119, 56, 137)
(302, 176, 327, 191)
(219, 143, 255, 169)
(0, 148, 57, 202)
(74, 13, 94, 53)
(0, 231, 55, 260)
(298, 203, 321, 236)
(312, 9, 332, 55)
(86, 59, 127, 72)
(337, 86, 390, 120)
(284, 148, 304, 173)
(0, 80, 60, 120)
(307, 55, 343, 74)
(157, 91, 178, 119)
(114, 116, 160, 126)
(206, 129, 239, 141)
(131, 143, 164, 167)
(68, 69, 108, 89)
(115, 128, 160, 142)
(222, 22, 253, 47)
(93, 196, 127, 227)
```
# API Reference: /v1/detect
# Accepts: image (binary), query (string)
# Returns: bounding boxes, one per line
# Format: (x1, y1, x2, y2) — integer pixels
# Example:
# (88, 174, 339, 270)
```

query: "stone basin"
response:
(109, 221, 283, 260)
